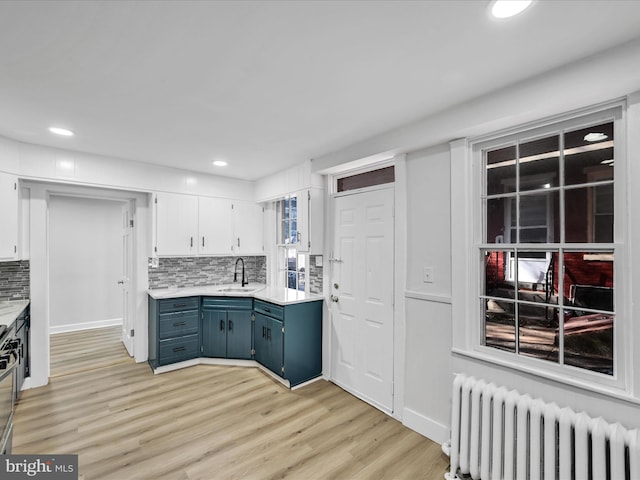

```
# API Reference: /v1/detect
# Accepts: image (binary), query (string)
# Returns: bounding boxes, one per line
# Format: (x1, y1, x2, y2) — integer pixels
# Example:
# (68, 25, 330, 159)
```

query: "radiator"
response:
(445, 374, 640, 480)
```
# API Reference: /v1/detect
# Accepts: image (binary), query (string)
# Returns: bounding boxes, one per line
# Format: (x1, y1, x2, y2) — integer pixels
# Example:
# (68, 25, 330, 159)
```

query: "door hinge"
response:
(130, 329, 135, 337)
(251, 348, 256, 355)
(308, 190, 311, 201)
(282, 326, 285, 334)
(281, 366, 285, 374)
(129, 219, 134, 228)
(154, 196, 158, 204)
(201, 345, 204, 353)
(308, 241, 311, 249)
(14, 183, 17, 190)
(251, 313, 255, 321)
(154, 246, 157, 253)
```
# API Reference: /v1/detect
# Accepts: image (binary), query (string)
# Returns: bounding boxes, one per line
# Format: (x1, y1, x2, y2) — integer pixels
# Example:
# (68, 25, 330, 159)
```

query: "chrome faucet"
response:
(234, 257, 248, 287)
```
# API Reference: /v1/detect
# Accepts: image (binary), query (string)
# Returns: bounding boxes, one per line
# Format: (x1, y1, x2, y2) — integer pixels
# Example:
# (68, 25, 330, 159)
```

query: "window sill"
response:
(451, 346, 640, 406)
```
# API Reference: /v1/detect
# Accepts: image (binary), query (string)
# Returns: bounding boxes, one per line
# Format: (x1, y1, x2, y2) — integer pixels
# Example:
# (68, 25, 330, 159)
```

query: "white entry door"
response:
(330, 187, 394, 412)
(120, 202, 134, 356)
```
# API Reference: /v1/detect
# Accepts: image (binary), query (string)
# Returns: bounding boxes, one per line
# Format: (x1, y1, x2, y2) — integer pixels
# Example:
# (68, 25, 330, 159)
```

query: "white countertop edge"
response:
(147, 284, 324, 306)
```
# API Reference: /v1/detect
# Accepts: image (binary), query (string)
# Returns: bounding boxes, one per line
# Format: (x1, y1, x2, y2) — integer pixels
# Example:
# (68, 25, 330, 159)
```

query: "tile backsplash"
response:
(148, 256, 267, 289)
(0, 260, 30, 301)
(308, 255, 323, 295)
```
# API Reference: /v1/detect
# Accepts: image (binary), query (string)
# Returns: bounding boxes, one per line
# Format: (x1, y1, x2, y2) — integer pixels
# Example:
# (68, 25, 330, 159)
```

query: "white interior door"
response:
(121, 202, 134, 356)
(330, 187, 394, 412)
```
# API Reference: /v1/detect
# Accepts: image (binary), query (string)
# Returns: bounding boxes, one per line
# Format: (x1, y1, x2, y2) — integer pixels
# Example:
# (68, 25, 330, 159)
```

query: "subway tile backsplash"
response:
(0, 260, 30, 301)
(148, 256, 267, 289)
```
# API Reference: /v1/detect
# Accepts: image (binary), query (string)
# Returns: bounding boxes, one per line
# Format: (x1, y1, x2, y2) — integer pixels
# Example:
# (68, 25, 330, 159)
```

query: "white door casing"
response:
(330, 187, 395, 413)
(121, 202, 134, 356)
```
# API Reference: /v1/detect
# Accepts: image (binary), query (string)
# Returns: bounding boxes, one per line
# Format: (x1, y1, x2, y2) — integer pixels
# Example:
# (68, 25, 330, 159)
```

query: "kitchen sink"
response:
(217, 287, 257, 293)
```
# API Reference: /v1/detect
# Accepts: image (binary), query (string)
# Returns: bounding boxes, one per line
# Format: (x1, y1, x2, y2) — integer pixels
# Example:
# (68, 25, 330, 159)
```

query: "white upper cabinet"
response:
(0, 172, 19, 260)
(198, 197, 233, 255)
(154, 192, 198, 256)
(231, 201, 264, 255)
(154, 193, 263, 257)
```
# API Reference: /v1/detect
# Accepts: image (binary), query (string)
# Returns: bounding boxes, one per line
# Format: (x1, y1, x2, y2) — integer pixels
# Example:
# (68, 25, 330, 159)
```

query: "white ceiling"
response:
(1, 1, 640, 181)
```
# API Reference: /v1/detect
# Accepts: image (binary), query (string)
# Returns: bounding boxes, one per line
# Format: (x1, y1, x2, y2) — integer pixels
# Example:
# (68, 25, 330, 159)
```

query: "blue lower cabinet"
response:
(148, 296, 200, 368)
(254, 299, 322, 387)
(254, 312, 284, 376)
(201, 297, 253, 360)
(159, 334, 199, 365)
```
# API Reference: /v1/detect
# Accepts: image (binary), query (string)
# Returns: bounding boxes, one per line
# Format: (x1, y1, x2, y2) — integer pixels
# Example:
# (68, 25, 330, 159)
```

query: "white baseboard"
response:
(402, 406, 449, 445)
(50, 318, 123, 335)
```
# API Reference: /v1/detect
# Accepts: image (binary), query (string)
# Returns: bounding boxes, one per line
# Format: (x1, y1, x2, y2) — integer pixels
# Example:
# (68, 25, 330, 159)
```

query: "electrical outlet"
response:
(423, 266, 434, 283)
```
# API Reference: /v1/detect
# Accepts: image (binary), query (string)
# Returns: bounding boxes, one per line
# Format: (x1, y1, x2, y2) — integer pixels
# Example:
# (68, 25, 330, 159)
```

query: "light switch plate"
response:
(315, 255, 323, 267)
(423, 266, 434, 283)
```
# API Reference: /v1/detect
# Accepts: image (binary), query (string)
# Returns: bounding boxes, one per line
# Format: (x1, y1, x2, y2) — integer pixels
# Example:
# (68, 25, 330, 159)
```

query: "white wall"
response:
(401, 144, 453, 443)
(0, 137, 254, 201)
(49, 195, 124, 333)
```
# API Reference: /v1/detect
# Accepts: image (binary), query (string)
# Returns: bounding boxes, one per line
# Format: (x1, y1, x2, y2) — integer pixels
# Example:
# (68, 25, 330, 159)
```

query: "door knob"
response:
(117, 280, 124, 285)
(330, 295, 339, 303)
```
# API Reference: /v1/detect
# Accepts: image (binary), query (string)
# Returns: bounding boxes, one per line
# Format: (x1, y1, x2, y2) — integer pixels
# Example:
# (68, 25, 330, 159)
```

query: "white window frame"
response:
(275, 195, 307, 292)
(451, 101, 631, 397)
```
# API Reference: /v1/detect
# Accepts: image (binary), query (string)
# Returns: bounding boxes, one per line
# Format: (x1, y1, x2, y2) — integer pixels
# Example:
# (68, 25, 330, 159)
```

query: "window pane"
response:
(563, 309, 613, 375)
(486, 145, 516, 195)
(564, 122, 614, 186)
(337, 166, 395, 192)
(519, 304, 559, 364)
(486, 198, 511, 243)
(519, 136, 559, 192)
(484, 299, 516, 353)
(565, 187, 613, 243)
(484, 250, 515, 299)
(517, 251, 558, 304)
(519, 192, 559, 243)
(564, 251, 614, 312)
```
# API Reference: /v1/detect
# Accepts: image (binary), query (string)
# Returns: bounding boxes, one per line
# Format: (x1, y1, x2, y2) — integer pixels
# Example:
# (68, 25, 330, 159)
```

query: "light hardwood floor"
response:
(14, 327, 450, 479)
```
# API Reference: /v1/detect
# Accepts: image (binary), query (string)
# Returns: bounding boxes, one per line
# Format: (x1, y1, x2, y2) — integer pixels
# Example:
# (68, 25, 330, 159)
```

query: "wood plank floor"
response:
(14, 327, 450, 479)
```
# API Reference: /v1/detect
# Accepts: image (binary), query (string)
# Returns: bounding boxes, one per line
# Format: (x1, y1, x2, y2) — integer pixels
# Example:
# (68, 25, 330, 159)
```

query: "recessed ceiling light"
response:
(490, 0, 533, 19)
(48, 126, 74, 137)
(584, 132, 608, 142)
(212, 160, 227, 167)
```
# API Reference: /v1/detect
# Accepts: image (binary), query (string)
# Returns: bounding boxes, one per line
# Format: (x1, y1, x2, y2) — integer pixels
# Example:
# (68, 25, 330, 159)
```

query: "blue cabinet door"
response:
(268, 318, 284, 377)
(202, 309, 227, 357)
(226, 310, 253, 360)
(254, 311, 269, 367)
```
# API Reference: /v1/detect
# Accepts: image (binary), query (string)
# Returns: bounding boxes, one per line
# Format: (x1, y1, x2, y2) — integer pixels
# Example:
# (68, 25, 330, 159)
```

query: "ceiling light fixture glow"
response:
(48, 126, 74, 137)
(490, 0, 533, 19)
(584, 132, 608, 142)
(212, 160, 227, 167)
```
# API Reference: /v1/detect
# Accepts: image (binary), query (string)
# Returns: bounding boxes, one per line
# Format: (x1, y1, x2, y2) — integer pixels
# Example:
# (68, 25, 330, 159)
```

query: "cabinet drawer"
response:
(159, 297, 199, 314)
(159, 310, 199, 339)
(202, 297, 253, 310)
(159, 334, 199, 365)
(254, 300, 284, 320)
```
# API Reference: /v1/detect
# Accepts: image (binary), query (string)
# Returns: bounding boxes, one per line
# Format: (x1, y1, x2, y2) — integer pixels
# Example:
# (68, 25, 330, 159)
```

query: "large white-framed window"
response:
(453, 102, 628, 393)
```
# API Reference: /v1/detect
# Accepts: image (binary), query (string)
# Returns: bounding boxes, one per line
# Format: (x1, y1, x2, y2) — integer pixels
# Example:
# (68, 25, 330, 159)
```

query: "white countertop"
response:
(147, 283, 323, 306)
(0, 300, 30, 328)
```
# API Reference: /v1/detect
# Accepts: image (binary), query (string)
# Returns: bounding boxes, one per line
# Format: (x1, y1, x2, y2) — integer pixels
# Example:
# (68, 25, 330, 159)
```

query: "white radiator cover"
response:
(445, 374, 640, 480)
